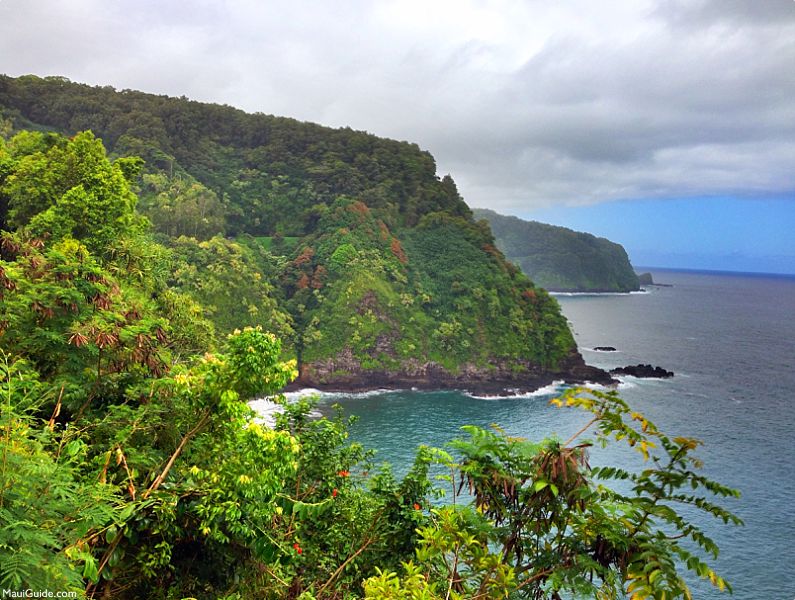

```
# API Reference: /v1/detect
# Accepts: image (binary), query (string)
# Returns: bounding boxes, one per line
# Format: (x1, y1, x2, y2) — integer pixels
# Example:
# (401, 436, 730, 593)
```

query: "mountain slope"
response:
(0, 75, 609, 391)
(0, 74, 469, 234)
(473, 208, 640, 293)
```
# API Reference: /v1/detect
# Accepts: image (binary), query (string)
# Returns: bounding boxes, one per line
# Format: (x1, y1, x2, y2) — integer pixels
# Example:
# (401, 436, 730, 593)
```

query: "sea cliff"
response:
(474, 208, 640, 293)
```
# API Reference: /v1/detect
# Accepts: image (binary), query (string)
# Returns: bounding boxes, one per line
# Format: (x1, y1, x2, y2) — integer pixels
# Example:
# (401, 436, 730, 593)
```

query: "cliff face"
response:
(473, 209, 640, 293)
(0, 75, 611, 391)
(287, 201, 581, 388)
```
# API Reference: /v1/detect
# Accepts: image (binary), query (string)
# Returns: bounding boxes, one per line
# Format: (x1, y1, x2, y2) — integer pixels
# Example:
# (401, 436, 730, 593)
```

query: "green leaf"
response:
(82, 555, 99, 584)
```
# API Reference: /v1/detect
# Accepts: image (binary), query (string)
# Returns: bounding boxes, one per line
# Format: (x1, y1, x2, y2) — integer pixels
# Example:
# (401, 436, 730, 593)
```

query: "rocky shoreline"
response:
(287, 350, 617, 397)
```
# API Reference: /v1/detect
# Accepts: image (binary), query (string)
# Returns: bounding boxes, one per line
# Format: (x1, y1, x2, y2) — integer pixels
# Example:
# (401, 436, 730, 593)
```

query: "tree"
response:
(139, 173, 226, 239)
(80, 328, 300, 598)
(4, 131, 144, 255)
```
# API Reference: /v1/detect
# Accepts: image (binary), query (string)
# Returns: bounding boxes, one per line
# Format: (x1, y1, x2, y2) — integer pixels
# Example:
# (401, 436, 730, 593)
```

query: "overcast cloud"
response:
(0, 0, 793, 212)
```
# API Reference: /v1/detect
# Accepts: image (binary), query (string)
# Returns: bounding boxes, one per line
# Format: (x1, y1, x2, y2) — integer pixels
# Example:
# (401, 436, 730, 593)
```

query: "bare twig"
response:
(47, 385, 64, 430)
(445, 543, 462, 600)
(142, 409, 211, 500)
(563, 415, 599, 448)
(315, 536, 375, 598)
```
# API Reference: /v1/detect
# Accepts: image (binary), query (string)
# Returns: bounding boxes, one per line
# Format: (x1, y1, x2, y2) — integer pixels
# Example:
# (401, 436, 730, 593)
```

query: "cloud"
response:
(0, 0, 793, 211)
(656, 0, 795, 28)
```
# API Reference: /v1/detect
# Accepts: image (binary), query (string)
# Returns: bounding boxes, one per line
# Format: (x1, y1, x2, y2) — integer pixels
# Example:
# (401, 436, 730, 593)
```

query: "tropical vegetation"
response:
(0, 83, 740, 599)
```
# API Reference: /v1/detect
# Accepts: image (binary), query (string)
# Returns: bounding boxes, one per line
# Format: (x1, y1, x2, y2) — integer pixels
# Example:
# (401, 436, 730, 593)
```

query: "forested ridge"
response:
(0, 75, 581, 387)
(0, 75, 740, 599)
(473, 209, 640, 293)
(0, 74, 470, 236)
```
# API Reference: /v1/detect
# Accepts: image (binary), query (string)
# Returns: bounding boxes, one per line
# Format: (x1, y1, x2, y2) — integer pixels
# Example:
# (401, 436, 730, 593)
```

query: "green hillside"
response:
(0, 76, 737, 600)
(473, 208, 640, 293)
(0, 74, 469, 235)
(0, 75, 588, 388)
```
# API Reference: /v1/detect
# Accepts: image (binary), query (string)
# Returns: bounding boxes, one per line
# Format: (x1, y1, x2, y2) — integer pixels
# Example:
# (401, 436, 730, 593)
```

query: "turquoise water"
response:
(309, 269, 795, 599)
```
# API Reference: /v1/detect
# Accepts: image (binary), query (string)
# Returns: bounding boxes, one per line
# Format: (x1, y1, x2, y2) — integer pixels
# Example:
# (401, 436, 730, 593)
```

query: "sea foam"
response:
(465, 380, 567, 400)
(550, 290, 648, 297)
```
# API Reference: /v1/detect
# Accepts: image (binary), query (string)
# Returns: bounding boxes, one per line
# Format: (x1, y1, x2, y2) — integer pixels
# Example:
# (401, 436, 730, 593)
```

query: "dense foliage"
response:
(167, 234, 293, 343)
(474, 208, 640, 293)
(0, 94, 740, 599)
(0, 75, 470, 236)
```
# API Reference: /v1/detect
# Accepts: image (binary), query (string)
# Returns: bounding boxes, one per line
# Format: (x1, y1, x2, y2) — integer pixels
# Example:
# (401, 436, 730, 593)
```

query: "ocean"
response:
(288, 269, 795, 599)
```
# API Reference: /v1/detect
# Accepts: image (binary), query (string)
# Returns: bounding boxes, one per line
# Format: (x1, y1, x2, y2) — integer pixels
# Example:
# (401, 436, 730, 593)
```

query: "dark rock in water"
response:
(637, 272, 674, 288)
(637, 272, 654, 285)
(610, 364, 674, 378)
(594, 346, 617, 352)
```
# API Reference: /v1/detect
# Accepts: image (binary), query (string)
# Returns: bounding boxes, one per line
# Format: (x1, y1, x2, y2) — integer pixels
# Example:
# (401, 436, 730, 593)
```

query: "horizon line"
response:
(634, 265, 795, 278)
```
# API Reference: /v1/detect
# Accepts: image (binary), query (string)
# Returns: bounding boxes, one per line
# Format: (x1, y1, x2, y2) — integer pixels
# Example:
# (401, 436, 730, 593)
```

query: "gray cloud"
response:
(656, 0, 795, 28)
(0, 0, 793, 211)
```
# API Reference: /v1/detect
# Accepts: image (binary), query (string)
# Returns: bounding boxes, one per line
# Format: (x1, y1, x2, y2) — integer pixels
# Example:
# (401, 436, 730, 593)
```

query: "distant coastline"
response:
(474, 208, 641, 293)
(635, 266, 795, 280)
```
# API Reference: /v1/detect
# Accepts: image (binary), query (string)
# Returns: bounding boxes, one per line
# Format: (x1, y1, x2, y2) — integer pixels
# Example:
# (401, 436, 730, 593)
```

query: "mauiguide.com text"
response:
(2, 590, 78, 599)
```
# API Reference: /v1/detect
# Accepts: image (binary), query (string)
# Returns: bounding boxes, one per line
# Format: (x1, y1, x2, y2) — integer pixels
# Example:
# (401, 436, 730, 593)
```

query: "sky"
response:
(0, 0, 793, 273)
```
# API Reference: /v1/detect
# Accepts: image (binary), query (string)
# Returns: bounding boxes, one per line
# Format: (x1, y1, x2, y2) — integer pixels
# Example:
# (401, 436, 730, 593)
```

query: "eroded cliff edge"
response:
(292, 348, 613, 395)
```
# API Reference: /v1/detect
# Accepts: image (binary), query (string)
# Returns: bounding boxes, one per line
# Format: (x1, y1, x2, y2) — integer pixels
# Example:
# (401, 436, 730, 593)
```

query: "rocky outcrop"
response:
(610, 364, 674, 378)
(293, 348, 615, 396)
(637, 272, 673, 288)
